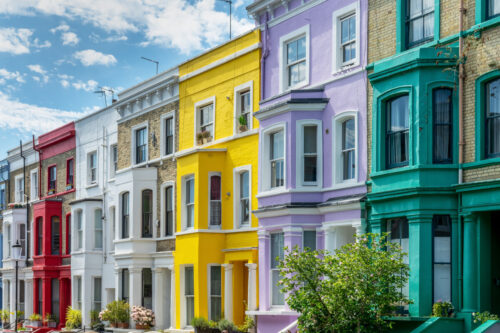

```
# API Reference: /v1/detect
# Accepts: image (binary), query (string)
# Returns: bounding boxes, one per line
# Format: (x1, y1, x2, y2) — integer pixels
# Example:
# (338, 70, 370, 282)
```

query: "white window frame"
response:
(87, 151, 98, 185)
(207, 264, 222, 322)
(6, 224, 11, 257)
(131, 121, 149, 166)
(75, 276, 82, 310)
(233, 81, 254, 135)
(109, 144, 118, 179)
(260, 122, 287, 193)
(332, 111, 359, 186)
(269, 231, 285, 308)
(279, 25, 310, 92)
(302, 229, 317, 251)
(94, 208, 103, 250)
(296, 119, 323, 188)
(75, 209, 83, 251)
(332, 1, 361, 73)
(161, 111, 176, 157)
(208, 172, 222, 229)
(194, 97, 216, 146)
(15, 174, 24, 203)
(160, 181, 176, 238)
(30, 168, 38, 201)
(92, 276, 102, 311)
(181, 175, 195, 231)
(180, 265, 195, 328)
(233, 165, 252, 229)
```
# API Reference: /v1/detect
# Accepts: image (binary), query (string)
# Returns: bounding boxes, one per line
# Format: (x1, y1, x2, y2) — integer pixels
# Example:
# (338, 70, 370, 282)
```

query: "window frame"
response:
(296, 120, 323, 188)
(475, 71, 500, 161)
(207, 264, 222, 322)
(485, 77, 500, 158)
(194, 97, 216, 146)
(93, 276, 102, 311)
(14, 174, 24, 203)
(121, 192, 130, 239)
(87, 151, 98, 185)
(270, 232, 285, 307)
(332, 2, 361, 72)
(161, 111, 176, 157)
(385, 94, 410, 169)
(333, 111, 359, 185)
(161, 181, 175, 238)
(405, 0, 435, 49)
(279, 25, 310, 92)
(183, 265, 195, 328)
(182, 175, 195, 231)
(396, 0, 440, 52)
(110, 144, 118, 179)
(131, 122, 149, 166)
(75, 210, 83, 250)
(208, 172, 222, 228)
(66, 157, 74, 187)
(51, 215, 60, 255)
(36, 217, 43, 255)
(303, 229, 317, 251)
(432, 88, 454, 164)
(233, 81, 254, 135)
(260, 123, 287, 193)
(432, 215, 452, 303)
(94, 208, 103, 249)
(30, 168, 39, 201)
(141, 189, 153, 238)
(48, 164, 57, 194)
(233, 165, 252, 229)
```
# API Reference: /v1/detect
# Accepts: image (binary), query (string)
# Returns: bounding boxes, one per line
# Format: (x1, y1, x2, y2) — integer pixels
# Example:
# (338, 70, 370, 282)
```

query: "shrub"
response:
(0, 310, 11, 322)
(29, 313, 42, 321)
(99, 300, 130, 325)
(130, 306, 155, 327)
(218, 319, 237, 332)
(432, 301, 454, 317)
(191, 317, 210, 329)
(473, 311, 500, 324)
(237, 315, 255, 332)
(65, 307, 82, 329)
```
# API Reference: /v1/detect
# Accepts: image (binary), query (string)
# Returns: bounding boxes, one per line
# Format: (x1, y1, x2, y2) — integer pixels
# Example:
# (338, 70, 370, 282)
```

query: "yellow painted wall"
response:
(174, 29, 261, 328)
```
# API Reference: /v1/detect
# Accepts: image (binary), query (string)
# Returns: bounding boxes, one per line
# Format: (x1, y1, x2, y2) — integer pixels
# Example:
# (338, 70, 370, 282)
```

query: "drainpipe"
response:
(33, 135, 42, 199)
(260, 12, 270, 101)
(20, 141, 31, 266)
(102, 126, 108, 264)
(458, 0, 465, 184)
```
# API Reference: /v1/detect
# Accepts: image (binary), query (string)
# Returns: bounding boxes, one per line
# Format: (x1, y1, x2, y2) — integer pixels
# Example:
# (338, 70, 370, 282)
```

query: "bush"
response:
(473, 311, 500, 324)
(29, 313, 42, 321)
(99, 300, 130, 325)
(432, 301, 454, 317)
(130, 306, 155, 327)
(191, 317, 210, 329)
(237, 315, 255, 332)
(65, 307, 82, 329)
(218, 319, 237, 332)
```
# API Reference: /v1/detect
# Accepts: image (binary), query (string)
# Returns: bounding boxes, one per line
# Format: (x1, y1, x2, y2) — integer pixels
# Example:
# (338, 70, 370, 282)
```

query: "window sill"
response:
(156, 236, 176, 241)
(462, 157, 500, 170)
(281, 81, 309, 94)
(108, 178, 116, 183)
(86, 183, 98, 189)
(256, 187, 289, 198)
(209, 225, 222, 230)
(161, 153, 175, 160)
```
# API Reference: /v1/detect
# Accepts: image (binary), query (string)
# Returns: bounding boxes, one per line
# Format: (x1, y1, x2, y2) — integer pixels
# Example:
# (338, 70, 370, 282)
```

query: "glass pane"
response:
(270, 233, 284, 268)
(341, 19, 349, 43)
(349, 16, 356, 40)
(487, 79, 500, 116)
(210, 297, 221, 321)
(304, 156, 317, 182)
(298, 61, 306, 83)
(303, 126, 317, 154)
(210, 176, 221, 200)
(271, 159, 284, 188)
(52, 278, 60, 321)
(186, 179, 194, 204)
(434, 125, 451, 162)
(423, 13, 434, 38)
(342, 119, 355, 150)
(271, 131, 284, 159)
(409, 18, 423, 43)
(434, 237, 451, 263)
(186, 297, 195, 326)
(272, 270, 284, 305)
(389, 96, 410, 132)
(210, 201, 221, 226)
(287, 40, 297, 64)
(423, 0, 434, 11)
(409, 0, 422, 16)
(343, 150, 355, 180)
(488, 117, 500, 155)
(240, 172, 249, 198)
(433, 264, 451, 302)
(490, 0, 500, 17)
(52, 216, 60, 255)
(185, 267, 194, 295)
(210, 266, 221, 295)
(288, 63, 299, 87)
(297, 36, 306, 60)
(303, 230, 316, 250)
(142, 269, 153, 309)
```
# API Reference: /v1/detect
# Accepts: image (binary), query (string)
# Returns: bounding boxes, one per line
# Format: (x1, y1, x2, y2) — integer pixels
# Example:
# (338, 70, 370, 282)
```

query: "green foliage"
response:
(278, 233, 411, 333)
(236, 315, 255, 332)
(0, 310, 11, 322)
(217, 318, 237, 331)
(238, 115, 247, 126)
(432, 301, 454, 317)
(191, 317, 210, 329)
(44, 313, 56, 322)
(473, 311, 500, 324)
(29, 313, 42, 321)
(16, 311, 24, 320)
(99, 300, 130, 324)
(208, 320, 218, 329)
(65, 307, 82, 329)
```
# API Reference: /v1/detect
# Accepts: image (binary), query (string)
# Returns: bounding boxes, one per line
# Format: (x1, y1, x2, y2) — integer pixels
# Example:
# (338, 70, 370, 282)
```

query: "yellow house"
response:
(174, 29, 261, 329)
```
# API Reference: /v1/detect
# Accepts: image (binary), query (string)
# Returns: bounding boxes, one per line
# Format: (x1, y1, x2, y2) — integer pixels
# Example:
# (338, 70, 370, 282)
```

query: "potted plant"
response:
(29, 313, 42, 327)
(196, 132, 204, 145)
(202, 130, 212, 144)
(16, 311, 24, 329)
(90, 310, 104, 332)
(130, 306, 154, 330)
(191, 317, 211, 333)
(218, 319, 238, 333)
(432, 300, 454, 318)
(65, 307, 82, 330)
(44, 313, 57, 328)
(66, 183, 73, 190)
(238, 115, 248, 133)
(48, 189, 56, 195)
(1, 309, 11, 328)
(100, 300, 130, 328)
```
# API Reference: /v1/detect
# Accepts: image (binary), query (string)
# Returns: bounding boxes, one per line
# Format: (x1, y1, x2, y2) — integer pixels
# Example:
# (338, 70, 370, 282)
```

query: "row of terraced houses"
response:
(0, 0, 499, 332)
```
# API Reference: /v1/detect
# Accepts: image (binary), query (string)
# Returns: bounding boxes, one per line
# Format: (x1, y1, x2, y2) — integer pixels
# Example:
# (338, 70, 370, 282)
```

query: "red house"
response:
(32, 122, 75, 327)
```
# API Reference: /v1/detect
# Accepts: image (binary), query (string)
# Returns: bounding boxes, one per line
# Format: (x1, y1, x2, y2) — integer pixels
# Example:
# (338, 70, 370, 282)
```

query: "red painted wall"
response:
(37, 122, 75, 161)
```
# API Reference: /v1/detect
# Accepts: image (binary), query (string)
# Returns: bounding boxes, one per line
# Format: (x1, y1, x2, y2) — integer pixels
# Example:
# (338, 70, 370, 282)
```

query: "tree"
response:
(278, 233, 411, 333)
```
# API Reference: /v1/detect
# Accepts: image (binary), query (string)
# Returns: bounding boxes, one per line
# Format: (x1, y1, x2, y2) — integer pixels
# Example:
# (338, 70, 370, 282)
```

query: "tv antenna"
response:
(94, 87, 116, 107)
(218, 0, 232, 39)
(141, 56, 159, 75)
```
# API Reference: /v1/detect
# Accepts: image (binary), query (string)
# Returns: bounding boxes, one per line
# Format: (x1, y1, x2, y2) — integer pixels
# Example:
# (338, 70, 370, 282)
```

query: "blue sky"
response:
(0, 0, 254, 158)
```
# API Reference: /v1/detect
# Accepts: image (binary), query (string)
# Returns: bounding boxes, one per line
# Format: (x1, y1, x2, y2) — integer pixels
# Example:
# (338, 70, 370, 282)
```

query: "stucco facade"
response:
(247, 0, 368, 331)
(174, 29, 260, 329)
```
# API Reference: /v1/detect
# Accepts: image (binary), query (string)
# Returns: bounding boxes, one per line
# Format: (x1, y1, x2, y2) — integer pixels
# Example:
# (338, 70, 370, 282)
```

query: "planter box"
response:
(195, 328, 221, 333)
(30, 320, 42, 327)
(47, 321, 57, 328)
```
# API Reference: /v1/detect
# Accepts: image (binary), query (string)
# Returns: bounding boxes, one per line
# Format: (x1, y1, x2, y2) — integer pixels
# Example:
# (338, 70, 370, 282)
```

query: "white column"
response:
(114, 268, 121, 301)
(323, 227, 337, 253)
(153, 268, 165, 329)
(82, 273, 91, 327)
(129, 267, 142, 307)
(10, 278, 16, 321)
(2, 278, 7, 317)
(222, 264, 233, 322)
(245, 263, 257, 311)
(354, 223, 364, 237)
(169, 266, 176, 329)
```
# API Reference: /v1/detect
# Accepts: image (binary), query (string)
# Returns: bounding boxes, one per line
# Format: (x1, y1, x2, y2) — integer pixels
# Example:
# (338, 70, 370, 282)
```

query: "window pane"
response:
(94, 277, 102, 310)
(389, 96, 409, 131)
(272, 270, 284, 305)
(142, 190, 153, 238)
(52, 216, 60, 255)
(165, 186, 173, 236)
(186, 178, 194, 204)
(209, 267, 221, 322)
(303, 126, 317, 154)
(409, 0, 422, 16)
(433, 89, 452, 163)
(240, 172, 249, 198)
(433, 264, 451, 302)
(270, 233, 284, 269)
(287, 40, 297, 64)
(271, 131, 284, 159)
(490, 0, 500, 17)
(52, 278, 60, 322)
(210, 176, 221, 200)
(487, 79, 500, 116)
(240, 172, 249, 224)
(349, 16, 356, 40)
(423, 13, 434, 38)
(304, 156, 317, 182)
(95, 209, 103, 249)
(303, 230, 316, 251)
(122, 192, 129, 238)
(342, 119, 355, 150)
(297, 37, 306, 60)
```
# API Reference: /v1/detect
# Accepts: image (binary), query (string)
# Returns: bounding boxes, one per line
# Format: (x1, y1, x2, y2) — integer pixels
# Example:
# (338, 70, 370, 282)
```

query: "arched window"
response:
(341, 118, 356, 180)
(386, 95, 409, 169)
(433, 88, 453, 163)
(51, 216, 60, 255)
(164, 186, 173, 236)
(142, 190, 153, 238)
(122, 192, 129, 239)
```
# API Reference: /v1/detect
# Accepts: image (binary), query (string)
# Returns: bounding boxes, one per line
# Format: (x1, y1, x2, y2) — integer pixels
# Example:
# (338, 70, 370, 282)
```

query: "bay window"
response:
(386, 95, 409, 169)
(142, 189, 153, 238)
(239, 171, 250, 226)
(271, 232, 285, 306)
(122, 192, 130, 239)
(185, 177, 195, 229)
(433, 88, 453, 163)
(432, 215, 451, 302)
(342, 118, 356, 180)
(406, 0, 434, 48)
(209, 266, 222, 321)
(486, 78, 500, 158)
(94, 209, 103, 249)
(209, 174, 221, 227)
(135, 127, 147, 164)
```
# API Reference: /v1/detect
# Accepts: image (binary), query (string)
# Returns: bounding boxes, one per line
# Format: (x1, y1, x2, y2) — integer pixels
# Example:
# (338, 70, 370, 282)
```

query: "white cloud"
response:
(0, 91, 83, 134)
(27, 64, 49, 83)
(0, 0, 254, 54)
(0, 68, 25, 84)
(62, 31, 79, 45)
(90, 33, 128, 43)
(60, 79, 70, 87)
(73, 49, 117, 66)
(50, 24, 70, 33)
(0, 28, 51, 54)
(71, 79, 98, 92)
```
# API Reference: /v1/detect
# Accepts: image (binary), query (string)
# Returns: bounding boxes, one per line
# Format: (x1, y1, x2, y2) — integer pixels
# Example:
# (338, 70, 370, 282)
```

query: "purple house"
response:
(246, 0, 368, 331)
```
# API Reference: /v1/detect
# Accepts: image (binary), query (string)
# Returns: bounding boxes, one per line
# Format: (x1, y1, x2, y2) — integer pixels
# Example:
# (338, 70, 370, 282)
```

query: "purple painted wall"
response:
(248, 0, 368, 331)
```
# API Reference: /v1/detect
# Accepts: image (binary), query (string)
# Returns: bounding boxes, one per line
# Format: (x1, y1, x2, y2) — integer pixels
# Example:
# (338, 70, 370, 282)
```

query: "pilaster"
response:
(462, 213, 478, 313)
(245, 263, 258, 311)
(222, 264, 233, 322)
